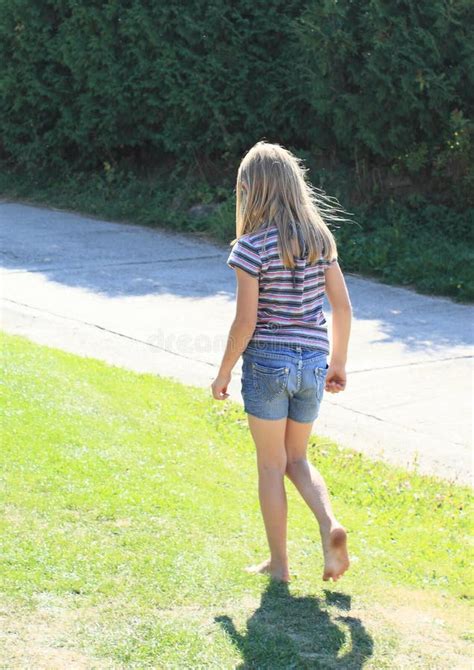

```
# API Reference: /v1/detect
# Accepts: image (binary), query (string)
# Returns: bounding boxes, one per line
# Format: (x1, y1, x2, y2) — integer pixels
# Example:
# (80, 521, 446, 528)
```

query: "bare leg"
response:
(285, 418, 350, 581)
(245, 414, 290, 582)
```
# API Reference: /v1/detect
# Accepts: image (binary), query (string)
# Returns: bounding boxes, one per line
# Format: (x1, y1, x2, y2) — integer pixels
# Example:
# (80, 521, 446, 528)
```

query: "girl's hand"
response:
(211, 372, 231, 400)
(325, 363, 346, 393)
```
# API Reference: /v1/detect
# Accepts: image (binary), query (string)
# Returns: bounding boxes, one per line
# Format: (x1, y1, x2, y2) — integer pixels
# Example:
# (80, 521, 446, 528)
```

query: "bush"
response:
(0, 0, 472, 207)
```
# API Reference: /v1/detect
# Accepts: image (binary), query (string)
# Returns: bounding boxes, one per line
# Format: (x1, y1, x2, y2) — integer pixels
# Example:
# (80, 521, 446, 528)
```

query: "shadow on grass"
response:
(216, 580, 373, 669)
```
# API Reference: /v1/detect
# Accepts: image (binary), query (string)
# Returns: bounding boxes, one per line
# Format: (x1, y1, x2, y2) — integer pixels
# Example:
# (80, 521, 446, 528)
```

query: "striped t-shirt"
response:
(227, 223, 337, 353)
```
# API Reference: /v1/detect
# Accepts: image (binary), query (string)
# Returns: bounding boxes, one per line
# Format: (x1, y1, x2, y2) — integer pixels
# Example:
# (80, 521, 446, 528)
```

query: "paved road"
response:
(1, 202, 472, 485)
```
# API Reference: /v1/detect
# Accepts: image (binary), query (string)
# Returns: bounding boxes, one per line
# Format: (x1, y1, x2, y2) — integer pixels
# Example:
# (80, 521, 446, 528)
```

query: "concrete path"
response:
(1, 202, 472, 485)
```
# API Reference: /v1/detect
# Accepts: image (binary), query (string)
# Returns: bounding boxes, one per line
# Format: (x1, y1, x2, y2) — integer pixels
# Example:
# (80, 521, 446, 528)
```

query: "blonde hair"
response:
(232, 140, 352, 268)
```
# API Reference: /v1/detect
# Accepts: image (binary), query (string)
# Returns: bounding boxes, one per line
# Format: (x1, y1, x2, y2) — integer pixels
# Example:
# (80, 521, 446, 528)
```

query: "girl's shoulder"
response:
(244, 223, 279, 248)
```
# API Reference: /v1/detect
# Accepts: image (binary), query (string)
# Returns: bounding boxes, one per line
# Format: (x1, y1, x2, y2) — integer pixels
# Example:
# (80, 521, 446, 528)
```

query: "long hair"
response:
(232, 140, 352, 268)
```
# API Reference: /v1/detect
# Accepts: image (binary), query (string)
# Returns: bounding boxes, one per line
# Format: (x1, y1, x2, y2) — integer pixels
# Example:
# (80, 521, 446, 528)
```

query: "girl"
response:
(211, 141, 352, 583)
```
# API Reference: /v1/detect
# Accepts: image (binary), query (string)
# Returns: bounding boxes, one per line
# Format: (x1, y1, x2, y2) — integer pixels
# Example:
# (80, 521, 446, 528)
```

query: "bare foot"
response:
(244, 558, 291, 582)
(320, 524, 350, 582)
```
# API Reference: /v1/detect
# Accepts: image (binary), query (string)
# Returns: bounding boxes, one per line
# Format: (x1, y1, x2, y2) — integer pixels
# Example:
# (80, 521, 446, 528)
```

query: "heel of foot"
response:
(330, 527, 347, 548)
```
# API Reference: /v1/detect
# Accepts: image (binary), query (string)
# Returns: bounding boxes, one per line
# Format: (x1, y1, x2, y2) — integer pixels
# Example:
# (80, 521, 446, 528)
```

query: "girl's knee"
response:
(258, 461, 287, 476)
(285, 457, 308, 475)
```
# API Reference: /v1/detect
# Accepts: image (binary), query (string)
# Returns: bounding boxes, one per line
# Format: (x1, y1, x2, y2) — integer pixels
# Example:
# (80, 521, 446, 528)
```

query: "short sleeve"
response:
(227, 237, 262, 278)
(320, 257, 337, 269)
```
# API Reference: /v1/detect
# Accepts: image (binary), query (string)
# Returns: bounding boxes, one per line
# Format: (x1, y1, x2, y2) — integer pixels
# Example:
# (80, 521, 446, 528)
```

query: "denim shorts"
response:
(241, 342, 329, 422)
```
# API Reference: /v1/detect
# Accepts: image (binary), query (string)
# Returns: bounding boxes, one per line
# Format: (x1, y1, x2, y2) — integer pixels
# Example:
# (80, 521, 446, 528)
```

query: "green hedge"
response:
(1, 0, 472, 206)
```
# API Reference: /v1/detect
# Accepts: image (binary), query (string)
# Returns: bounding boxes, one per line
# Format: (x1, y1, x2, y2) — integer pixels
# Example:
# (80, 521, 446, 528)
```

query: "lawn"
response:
(0, 331, 472, 668)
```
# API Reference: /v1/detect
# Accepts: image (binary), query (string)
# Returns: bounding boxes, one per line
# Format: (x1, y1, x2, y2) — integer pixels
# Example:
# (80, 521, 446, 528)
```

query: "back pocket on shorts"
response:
(313, 364, 328, 402)
(251, 361, 289, 402)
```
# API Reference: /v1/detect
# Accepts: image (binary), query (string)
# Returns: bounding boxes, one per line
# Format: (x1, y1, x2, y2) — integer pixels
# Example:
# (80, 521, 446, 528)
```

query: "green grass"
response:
(1, 331, 473, 668)
(1, 161, 473, 303)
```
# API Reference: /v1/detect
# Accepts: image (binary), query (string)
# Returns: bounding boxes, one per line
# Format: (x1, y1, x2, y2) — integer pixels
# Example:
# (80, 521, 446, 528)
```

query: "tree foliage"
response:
(0, 0, 472, 203)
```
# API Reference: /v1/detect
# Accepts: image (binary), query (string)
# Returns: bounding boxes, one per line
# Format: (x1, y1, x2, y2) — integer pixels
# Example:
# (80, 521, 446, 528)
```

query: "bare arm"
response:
(211, 268, 258, 398)
(324, 262, 352, 390)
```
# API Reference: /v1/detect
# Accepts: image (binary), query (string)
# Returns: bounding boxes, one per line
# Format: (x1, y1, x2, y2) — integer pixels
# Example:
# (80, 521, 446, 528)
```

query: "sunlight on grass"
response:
(1, 331, 472, 668)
